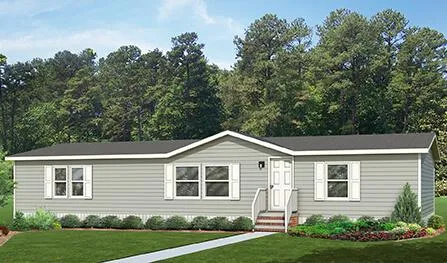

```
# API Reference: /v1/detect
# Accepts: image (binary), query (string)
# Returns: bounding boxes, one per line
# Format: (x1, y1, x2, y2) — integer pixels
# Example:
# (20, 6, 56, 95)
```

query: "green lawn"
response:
(165, 197, 447, 263)
(0, 197, 13, 225)
(0, 230, 232, 263)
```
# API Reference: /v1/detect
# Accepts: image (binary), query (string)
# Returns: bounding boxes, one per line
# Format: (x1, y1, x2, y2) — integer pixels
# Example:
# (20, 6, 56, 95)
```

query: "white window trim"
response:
(53, 165, 68, 199)
(174, 164, 201, 200)
(202, 163, 232, 200)
(69, 165, 86, 199)
(325, 162, 351, 201)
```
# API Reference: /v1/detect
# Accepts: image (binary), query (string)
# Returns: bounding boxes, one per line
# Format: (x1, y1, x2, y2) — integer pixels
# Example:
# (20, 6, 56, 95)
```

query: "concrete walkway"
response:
(106, 232, 274, 263)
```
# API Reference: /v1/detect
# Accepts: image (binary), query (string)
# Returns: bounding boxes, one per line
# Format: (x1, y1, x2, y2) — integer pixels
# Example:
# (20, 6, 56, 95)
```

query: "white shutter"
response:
(84, 165, 93, 199)
(44, 165, 53, 199)
(230, 163, 240, 200)
(314, 162, 325, 201)
(350, 162, 361, 201)
(164, 164, 174, 200)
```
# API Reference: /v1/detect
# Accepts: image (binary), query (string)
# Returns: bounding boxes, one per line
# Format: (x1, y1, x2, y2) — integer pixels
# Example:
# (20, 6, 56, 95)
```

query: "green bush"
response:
(327, 215, 350, 224)
(209, 217, 232, 231)
(426, 227, 436, 235)
(407, 223, 422, 232)
(191, 216, 210, 230)
(102, 216, 122, 229)
(52, 221, 62, 230)
(27, 209, 58, 230)
(391, 183, 421, 224)
(357, 216, 375, 222)
(380, 222, 397, 231)
(232, 217, 253, 231)
(9, 211, 29, 231)
(145, 216, 166, 230)
(60, 215, 82, 228)
(378, 217, 391, 223)
(83, 215, 103, 228)
(165, 216, 189, 230)
(427, 214, 445, 229)
(304, 214, 326, 225)
(122, 216, 144, 229)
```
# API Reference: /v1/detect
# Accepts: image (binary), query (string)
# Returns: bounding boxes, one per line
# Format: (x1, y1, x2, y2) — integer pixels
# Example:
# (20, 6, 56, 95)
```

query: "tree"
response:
(391, 183, 421, 224)
(0, 151, 14, 208)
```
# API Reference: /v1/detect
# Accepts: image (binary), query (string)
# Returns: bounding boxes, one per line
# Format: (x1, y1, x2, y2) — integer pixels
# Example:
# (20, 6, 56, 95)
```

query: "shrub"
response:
(83, 215, 103, 228)
(102, 216, 122, 229)
(209, 217, 232, 231)
(378, 217, 391, 223)
(60, 215, 82, 228)
(191, 216, 210, 230)
(397, 221, 408, 227)
(391, 226, 409, 235)
(357, 216, 375, 222)
(380, 222, 397, 231)
(165, 216, 189, 230)
(122, 216, 144, 229)
(9, 211, 30, 231)
(146, 216, 166, 230)
(327, 215, 350, 224)
(391, 183, 421, 224)
(427, 214, 445, 229)
(232, 217, 253, 231)
(52, 221, 62, 230)
(407, 223, 422, 232)
(304, 214, 326, 225)
(27, 209, 58, 230)
(0, 226, 9, 235)
(426, 227, 436, 235)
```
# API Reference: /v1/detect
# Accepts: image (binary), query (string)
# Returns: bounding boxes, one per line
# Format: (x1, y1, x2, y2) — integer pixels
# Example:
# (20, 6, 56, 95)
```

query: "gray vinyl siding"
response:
(14, 136, 282, 219)
(294, 154, 419, 220)
(421, 152, 435, 218)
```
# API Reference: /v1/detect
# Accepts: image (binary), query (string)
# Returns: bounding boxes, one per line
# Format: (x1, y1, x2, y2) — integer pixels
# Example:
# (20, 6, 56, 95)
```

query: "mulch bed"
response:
(0, 231, 19, 247)
(394, 227, 445, 242)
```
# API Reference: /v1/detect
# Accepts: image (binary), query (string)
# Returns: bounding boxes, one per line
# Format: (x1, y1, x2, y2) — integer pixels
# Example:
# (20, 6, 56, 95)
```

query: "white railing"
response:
(251, 188, 267, 224)
(284, 188, 298, 233)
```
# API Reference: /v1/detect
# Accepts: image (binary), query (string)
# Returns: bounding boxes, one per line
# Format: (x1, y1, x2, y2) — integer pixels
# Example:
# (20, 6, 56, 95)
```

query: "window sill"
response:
(202, 196, 232, 200)
(174, 196, 201, 200)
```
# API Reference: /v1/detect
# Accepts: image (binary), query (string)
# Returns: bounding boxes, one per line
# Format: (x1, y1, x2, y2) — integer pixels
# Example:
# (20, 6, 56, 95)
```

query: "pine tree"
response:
(391, 183, 421, 223)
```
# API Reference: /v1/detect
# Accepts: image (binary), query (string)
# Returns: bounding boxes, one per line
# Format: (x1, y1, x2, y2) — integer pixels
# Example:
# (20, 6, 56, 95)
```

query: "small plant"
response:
(102, 216, 122, 229)
(378, 217, 391, 223)
(209, 217, 232, 231)
(83, 215, 103, 228)
(165, 216, 189, 230)
(327, 214, 350, 224)
(122, 216, 144, 229)
(27, 209, 58, 230)
(407, 223, 422, 232)
(0, 226, 10, 235)
(145, 216, 165, 230)
(391, 183, 421, 224)
(397, 221, 408, 227)
(426, 227, 436, 235)
(304, 214, 326, 225)
(427, 214, 445, 229)
(52, 221, 62, 230)
(232, 217, 253, 231)
(391, 226, 409, 235)
(60, 215, 82, 228)
(191, 216, 210, 230)
(357, 216, 375, 222)
(9, 211, 30, 231)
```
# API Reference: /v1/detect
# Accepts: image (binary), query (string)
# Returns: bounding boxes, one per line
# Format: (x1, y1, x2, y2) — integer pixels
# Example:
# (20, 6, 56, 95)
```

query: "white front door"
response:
(269, 158, 293, 211)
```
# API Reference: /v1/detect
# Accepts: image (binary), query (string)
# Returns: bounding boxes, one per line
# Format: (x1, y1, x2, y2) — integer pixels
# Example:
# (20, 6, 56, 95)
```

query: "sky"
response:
(1, 0, 446, 69)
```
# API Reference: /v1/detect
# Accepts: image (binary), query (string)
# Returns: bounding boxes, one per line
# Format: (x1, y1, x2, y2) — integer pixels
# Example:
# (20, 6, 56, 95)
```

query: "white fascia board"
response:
(291, 148, 430, 156)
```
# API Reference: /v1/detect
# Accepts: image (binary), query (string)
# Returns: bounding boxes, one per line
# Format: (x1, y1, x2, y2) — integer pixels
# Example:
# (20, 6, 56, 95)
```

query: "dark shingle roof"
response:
(8, 132, 435, 158)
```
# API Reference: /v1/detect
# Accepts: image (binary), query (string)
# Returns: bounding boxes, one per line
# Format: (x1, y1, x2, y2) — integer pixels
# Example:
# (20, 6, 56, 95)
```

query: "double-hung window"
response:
(71, 166, 85, 197)
(326, 164, 349, 198)
(53, 166, 68, 198)
(204, 165, 230, 198)
(175, 165, 200, 198)
(314, 161, 360, 201)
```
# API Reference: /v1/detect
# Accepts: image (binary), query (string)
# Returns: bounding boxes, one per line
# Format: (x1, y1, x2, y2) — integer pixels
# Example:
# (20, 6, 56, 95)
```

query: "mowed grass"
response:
(0, 230, 233, 263)
(165, 197, 447, 263)
(0, 197, 13, 225)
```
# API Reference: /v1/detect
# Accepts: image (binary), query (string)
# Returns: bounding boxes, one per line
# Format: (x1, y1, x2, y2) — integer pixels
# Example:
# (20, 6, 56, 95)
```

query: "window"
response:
(71, 167, 85, 197)
(175, 166, 200, 198)
(54, 166, 67, 197)
(204, 165, 230, 198)
(327, 164, 349, 198)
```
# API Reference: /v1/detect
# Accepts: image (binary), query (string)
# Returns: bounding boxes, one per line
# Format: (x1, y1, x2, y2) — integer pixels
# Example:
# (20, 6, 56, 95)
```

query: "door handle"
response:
(270, 185, 274, 189)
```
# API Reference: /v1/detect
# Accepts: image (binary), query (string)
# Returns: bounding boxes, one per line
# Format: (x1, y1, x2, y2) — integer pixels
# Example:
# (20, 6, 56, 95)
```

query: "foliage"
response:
(426, 227, 436, 235)
(121, 215, 144, 229)
(0, 225, 9, 235)
(427, 214, 445, 229)
(304, 214, 326, 225)
(391, 183, 422, 224)
(232, 217, 253, 231)
(52, 221, 62, 230)
(9, 211, 29, 231)
(0, 151, 14, 208)
(145, 216, 166, 230)
(165, 216, 189, 230)
(27, 209, 58, 230)
(209, 217, 232, 231)
(83, 215, 103, 228)
(327, 215, 350, 224)
(190, 216, 210, 230)
(60, 215, 82, 228)
(101, 216, 122, 229)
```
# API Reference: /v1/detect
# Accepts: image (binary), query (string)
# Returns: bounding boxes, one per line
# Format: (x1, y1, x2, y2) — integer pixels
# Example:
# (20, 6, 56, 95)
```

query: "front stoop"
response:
(255, 211, 298, 232)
